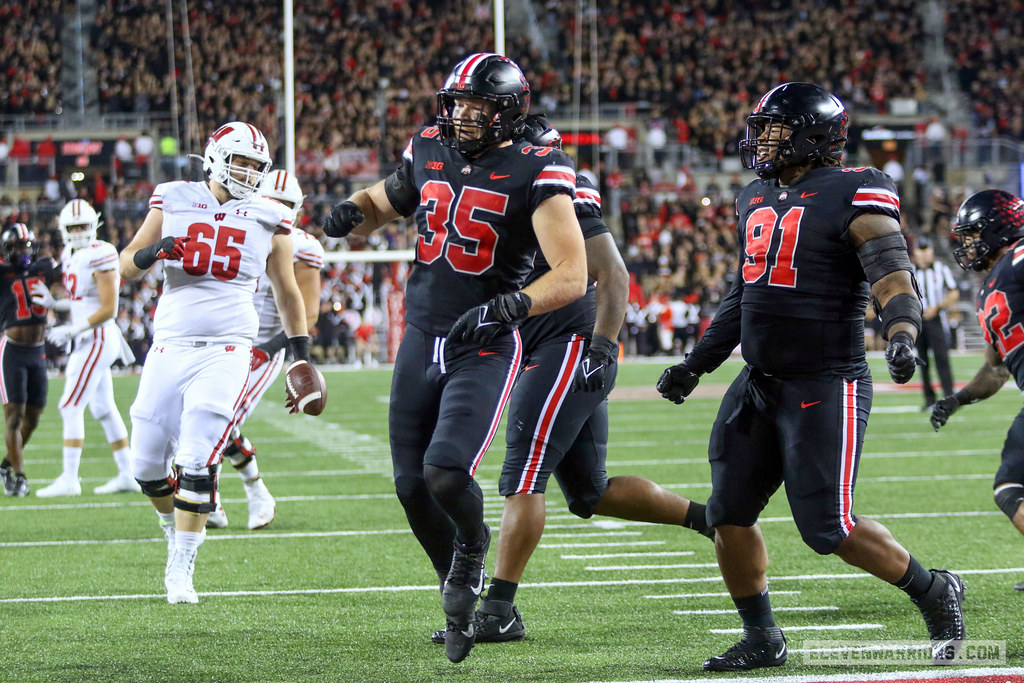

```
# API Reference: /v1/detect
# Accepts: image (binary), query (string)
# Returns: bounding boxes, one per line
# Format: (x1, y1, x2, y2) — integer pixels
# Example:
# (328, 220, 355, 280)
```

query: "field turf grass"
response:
(2, 353, 1023, 682)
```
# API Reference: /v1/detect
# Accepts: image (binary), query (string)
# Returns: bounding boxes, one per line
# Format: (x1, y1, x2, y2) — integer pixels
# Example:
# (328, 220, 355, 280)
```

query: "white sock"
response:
(175, 530, 205, 552)
(112, 447, 132, 477)
(62, 447, 82, 479)
(157, 511, 175, 526)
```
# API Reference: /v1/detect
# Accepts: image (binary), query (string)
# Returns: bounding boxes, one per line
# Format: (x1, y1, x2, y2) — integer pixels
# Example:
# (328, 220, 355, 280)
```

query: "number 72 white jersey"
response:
(148, 180, 293, 342)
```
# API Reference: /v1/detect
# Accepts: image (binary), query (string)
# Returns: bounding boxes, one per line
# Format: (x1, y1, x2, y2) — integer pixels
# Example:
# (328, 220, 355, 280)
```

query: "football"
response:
(284, 360, 327, 416)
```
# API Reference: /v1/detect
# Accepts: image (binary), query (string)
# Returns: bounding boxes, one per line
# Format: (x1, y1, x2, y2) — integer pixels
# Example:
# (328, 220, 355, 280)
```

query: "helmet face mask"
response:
(203, 122, 273, 200)
(58, 199, 101, 250)
(739, 83, 849, 180)
(952, 189, 1024, 271)
(1, 224, 38, 269)
(259, 169, 305, 224)
(437, 53, 530, 156)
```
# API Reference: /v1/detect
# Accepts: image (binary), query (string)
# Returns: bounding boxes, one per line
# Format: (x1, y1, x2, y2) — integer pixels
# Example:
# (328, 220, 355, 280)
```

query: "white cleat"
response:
(93, 474, 142, 495)
(205, 505, 229, 529)
(165, 547, 199, 604)
(35, 474, 82, 498)
(247, 479, 276, 530)
(161, 522, 176, 578)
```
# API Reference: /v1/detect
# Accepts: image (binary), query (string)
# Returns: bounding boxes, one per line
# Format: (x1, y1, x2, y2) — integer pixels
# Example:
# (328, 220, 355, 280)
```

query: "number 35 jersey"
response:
(734, 166, 901, 375)
(390, 127, 577, 337)
(976, 241, 1024, 390)
(147, 180, 293, 343)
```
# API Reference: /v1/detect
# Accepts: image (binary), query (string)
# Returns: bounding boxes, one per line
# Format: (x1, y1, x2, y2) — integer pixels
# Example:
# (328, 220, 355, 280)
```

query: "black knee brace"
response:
(995, 484, 1024, 520)
(174, 466, 218, 514)
(137, 476, 176, 498)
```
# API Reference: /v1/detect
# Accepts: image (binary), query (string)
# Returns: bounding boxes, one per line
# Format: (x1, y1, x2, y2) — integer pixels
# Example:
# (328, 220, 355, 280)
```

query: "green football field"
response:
(2, 354, 1023, 682)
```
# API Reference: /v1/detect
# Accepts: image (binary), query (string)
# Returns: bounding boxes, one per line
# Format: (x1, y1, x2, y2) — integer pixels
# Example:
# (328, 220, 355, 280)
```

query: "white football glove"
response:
(46, 323, 88, 346)
(29, 281, 70, 312)
(30, 281, 54, 308)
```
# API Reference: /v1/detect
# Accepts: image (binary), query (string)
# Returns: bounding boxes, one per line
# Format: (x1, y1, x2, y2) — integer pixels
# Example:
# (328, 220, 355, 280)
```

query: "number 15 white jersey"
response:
(148, 180, 293, 343)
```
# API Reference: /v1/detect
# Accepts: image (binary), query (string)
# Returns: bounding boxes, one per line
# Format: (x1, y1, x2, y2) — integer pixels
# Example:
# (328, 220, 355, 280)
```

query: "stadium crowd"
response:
(0, 0, 1003, 366)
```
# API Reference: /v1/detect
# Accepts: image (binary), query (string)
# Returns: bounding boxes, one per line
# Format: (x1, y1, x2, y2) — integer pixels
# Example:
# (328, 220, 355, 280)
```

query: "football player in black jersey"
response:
(423, 114, 713, 648)
(931, 190, 1024, 589)
(0, 224, 57, 496)
(323, 55, 587, 663)
(657, 83, 964, 669)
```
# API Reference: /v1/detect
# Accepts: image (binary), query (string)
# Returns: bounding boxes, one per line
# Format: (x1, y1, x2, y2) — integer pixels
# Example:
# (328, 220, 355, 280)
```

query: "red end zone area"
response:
(600, 669, 1024, 683)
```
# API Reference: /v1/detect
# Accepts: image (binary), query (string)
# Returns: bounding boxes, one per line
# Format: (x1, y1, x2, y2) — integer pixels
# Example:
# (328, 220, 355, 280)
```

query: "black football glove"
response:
(656, 362, 701, 405)
(885, 330, 922, 384)
(323, 200, 364, 238)
(571, 335, 619, 393)
(448, 291, 532, 346)
(930, 395, 961, 431)
(133, 235, 191, 270)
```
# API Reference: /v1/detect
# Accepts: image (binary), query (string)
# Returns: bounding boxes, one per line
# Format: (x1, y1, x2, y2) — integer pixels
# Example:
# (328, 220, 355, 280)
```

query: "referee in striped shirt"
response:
(913, 237, 959, 408)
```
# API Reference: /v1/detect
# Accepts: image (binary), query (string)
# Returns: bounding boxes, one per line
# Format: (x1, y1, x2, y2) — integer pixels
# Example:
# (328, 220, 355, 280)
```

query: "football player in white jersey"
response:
(119, 122, 313, 605)
(205, 169, 322, 530)
(32, 199, 138, 497)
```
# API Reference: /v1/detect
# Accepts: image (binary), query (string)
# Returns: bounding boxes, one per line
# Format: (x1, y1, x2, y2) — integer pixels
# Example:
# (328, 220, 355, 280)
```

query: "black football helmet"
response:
(0, 223, 38, 269)
(520, 114, 562, 149)
(437, 53, 531, 156)
(952, 189, 1024, 271)
(738, 82, 849, 180)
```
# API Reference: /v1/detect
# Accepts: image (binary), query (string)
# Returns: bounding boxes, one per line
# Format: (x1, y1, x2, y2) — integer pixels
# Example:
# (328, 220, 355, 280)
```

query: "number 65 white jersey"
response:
(147, 180, 293, 343)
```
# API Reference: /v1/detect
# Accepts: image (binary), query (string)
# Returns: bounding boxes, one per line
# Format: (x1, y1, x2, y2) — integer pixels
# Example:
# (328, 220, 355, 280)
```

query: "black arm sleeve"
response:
(383, 166, 419, 217)
(684, 272, 743, 375)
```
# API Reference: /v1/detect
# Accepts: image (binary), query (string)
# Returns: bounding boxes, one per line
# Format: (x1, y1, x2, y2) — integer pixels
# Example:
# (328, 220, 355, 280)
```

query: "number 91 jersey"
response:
(976, 241, 1024, 390)
(734, 166, 900, 374)
(390, 127, 577, 337)
(147, 180, 293, 342)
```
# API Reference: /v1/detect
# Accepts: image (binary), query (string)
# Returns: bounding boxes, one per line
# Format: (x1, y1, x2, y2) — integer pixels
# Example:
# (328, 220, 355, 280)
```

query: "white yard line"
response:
(561, 551, 696, 559)
(711, 624, 884, 634)
(675, 606, 838, 615)
(645, 590, 800, 599)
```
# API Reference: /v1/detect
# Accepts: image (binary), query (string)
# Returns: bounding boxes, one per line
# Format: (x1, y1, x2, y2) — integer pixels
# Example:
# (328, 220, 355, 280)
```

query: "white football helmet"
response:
(259, 169, 305, 222)
(202, 121, 272, 200)
(58, 199, 101, 250)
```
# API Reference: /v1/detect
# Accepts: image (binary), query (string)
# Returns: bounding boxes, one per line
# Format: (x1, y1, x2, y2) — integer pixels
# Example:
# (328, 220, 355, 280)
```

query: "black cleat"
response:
(0, 465, 10, 490)
(476, 597, 525, 642)
(431, 628, 445, 644)
(912, 569, 966, 664)
(4, 473, 29, 497)
(1014, 581, 1024, 592)
(442, 526, 490, 620)
(444, 619, 476, 663)
(703, 627, 787, 672)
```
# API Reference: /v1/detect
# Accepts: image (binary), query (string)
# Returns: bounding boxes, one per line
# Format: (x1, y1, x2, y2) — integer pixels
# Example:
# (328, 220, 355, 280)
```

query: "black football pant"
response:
(389, 325, 522, 581)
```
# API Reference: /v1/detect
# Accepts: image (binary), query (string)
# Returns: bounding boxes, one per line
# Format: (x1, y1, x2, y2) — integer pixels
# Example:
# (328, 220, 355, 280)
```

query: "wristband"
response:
(258, 331, 289, 356)
(287, 335, 311, 362)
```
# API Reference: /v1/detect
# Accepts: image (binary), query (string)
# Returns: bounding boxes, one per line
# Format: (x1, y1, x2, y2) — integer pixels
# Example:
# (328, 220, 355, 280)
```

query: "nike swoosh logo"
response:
(524, 364, 540, 371)
(460, 624, 475, 638)
(490, 173, 510, 179)
(582, 359, 602, 379)
(800, 401, 821, 409)
(800, 192, 817, 198)
(470, 573, 485, 596)
(498, 619, 517, 634)
(479, 350, 498, 356)
(775, 643, 787, 659)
